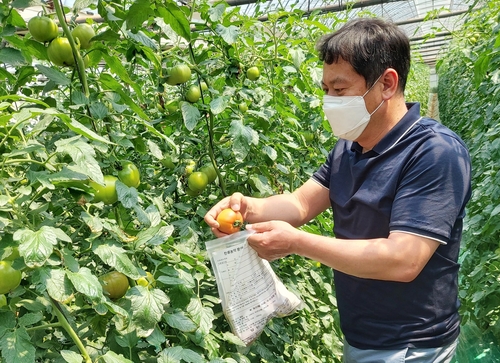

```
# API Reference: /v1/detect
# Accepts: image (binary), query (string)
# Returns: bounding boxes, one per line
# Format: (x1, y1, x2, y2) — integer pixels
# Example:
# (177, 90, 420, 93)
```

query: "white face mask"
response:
(322, 78, 384, 141)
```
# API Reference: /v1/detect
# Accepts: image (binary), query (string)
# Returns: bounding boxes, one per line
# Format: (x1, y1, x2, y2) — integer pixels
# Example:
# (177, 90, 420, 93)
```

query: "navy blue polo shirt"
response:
(312, 103, 471, 350)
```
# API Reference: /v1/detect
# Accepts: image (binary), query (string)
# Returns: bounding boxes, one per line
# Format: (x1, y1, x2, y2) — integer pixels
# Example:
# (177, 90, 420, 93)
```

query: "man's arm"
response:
(204, 179, 331, 236)
(247, 222, 440, 282)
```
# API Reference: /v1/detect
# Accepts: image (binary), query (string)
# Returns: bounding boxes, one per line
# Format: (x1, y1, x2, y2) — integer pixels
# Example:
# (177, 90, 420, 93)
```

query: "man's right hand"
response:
(204, 192, 248, 237)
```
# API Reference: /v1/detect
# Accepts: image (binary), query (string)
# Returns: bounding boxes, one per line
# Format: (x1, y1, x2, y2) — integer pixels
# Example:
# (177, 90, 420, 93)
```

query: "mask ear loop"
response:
(362, 73, 385, 97)
(363, 72, 385, 116)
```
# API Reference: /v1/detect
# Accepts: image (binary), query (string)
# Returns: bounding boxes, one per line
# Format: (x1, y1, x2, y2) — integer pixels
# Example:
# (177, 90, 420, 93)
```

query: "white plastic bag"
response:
(206, 230, 303, 345)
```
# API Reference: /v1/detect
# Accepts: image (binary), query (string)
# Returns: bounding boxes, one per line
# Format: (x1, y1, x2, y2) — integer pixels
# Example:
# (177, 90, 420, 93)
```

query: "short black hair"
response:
(316, 17, 411, 93)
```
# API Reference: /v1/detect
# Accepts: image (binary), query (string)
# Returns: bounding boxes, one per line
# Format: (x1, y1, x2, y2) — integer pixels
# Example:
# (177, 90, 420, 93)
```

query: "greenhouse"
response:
(0, 0, 499, 362)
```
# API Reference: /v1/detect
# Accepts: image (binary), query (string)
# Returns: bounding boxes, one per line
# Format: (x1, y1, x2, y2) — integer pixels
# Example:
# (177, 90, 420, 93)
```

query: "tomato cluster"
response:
(27, 17, 95, 68)
(183, 161, 217, 196)
(87, 161, 141, 205)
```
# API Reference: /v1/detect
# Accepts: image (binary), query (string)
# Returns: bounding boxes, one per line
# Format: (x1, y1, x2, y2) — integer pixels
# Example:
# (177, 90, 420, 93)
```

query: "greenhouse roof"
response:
(18, 0, 477, 67)
(231, 0, 475, 66)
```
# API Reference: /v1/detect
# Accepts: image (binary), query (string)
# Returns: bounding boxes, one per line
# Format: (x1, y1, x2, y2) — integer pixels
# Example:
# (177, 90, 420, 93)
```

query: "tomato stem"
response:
(50, 298, 92, 363)
(52, 0, 90, 99)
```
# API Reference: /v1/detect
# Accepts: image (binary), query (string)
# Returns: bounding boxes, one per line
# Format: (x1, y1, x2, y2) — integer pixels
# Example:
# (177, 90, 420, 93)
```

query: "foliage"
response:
(0, 0, 343, 362)
(0, 0, 463, 360)
(436, 0, 500, 341)
(405, 60, 430, 116)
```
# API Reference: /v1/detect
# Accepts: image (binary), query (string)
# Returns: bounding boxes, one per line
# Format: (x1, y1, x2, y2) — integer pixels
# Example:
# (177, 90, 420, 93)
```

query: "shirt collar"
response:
(350, 102, 422, 155)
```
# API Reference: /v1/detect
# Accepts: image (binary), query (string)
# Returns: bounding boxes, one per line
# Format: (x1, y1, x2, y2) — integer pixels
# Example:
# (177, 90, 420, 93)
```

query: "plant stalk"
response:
(50, 298, 92, 363)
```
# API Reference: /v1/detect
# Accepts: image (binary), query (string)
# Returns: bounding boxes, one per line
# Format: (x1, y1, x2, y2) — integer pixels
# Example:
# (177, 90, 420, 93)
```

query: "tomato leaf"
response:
(128, 286, 169, 337)
(134, 224, 174, 247)
(60, 350, 84, 363)
(14, 226, 70, 268)
(158, 346, 204, 363)
(186, 297, 215, 334)
(0, 47, 25, 66)
(125, 0, 153, 29)
(215, 24, 239, 45)
(164, 311, 197, 333)
(45, 268, 74, 303)
(93, 242, 142, 279)
(55, 136, 104, 186)
(180, 101, 201, 131)
(95, 351, 134, 363)
(208, 3, 226, 22)
(157, 4, 191, 42)
(42, 108, 113, 145)
(100, 53, 144, 99)
(209, 96, 228, 115)
(0, 328, 36, 363)
(99, 73, 149, 120)
(229, 120, 259, 161)
(66, 267, 104, 301)
(35, 64, 70, 86)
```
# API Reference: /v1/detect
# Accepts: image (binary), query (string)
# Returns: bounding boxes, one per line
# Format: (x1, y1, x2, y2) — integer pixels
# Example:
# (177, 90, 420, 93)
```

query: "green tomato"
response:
(200, 164, 217, 183)
(238, 102, 248, 113)
(200, 81, 208, 91)
(89, 175, 118, 205)
(166, 64, 191, 85)
(188, 171, 209, 192)
(0, 261, 22, 295)
(28, 16, 58, 43)
(118, 161, 140, 188)
(246, 66, 260, 81)
(0, 294, 6, 308)
(302, 131, 315, 143)
(99, 271, 129, 300)
(47, 37, 77, 67)
(184, 159, 196, 175)
(185, 187, 202, 197)
(71, 23, 95, 49)
(185, 85, 201, 103)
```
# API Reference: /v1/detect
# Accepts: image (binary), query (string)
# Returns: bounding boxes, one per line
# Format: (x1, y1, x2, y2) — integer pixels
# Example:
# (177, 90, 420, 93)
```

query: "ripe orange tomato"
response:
(216, 208, 244, 234)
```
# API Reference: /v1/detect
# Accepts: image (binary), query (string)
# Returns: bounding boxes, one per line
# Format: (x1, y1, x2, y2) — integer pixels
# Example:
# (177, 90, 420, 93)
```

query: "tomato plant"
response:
(99, 271, 129, 299)
(118, 161, 141, 188)
(71, 23, 95, 49)
(27, 16, 58, 42)
(47, 37, 77, 66)
(89, 175, 118, 204)
(216, 208, 244, 234)
(0, 0, 366, 361)
(0, 261, 22, 294)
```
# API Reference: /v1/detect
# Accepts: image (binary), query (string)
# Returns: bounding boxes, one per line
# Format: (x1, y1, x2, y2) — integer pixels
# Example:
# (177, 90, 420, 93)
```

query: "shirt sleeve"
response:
(389, 132, 471, 243)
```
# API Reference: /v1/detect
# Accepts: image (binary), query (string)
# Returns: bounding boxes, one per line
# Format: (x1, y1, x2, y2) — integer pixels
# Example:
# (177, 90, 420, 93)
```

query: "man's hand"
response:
(246, 221, 302, 261)
(204, 192, 247, 237)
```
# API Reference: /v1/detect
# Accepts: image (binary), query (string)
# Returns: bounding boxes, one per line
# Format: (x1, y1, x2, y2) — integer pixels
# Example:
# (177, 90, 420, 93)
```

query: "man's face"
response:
(322, 59, 366, 97)
(322, 59, 383, 116)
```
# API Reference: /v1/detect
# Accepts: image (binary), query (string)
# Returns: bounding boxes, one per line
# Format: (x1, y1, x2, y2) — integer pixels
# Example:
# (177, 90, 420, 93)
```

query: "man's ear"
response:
(381, 68, 399, 99)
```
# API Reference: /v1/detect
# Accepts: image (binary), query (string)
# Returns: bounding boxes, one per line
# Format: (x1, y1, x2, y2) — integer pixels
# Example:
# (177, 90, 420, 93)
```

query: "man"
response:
(205, 17, 471, 362)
